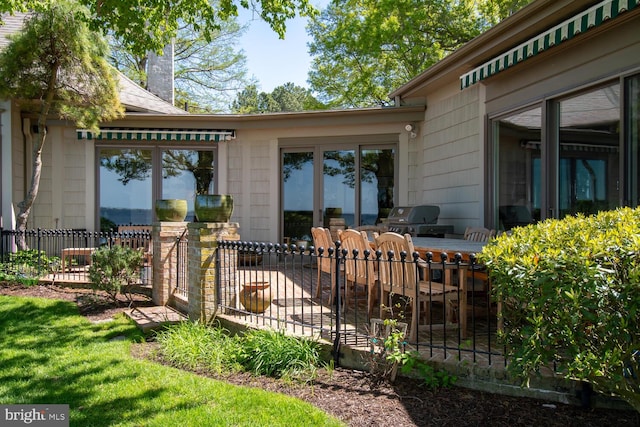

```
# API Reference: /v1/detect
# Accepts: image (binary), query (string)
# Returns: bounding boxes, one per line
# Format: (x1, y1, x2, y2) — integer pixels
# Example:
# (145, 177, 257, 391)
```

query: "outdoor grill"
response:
(386, 205, 454, 237)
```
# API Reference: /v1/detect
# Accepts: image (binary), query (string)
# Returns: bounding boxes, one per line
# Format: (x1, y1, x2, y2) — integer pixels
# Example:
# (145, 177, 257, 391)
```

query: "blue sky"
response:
(237, 1, 330, 92)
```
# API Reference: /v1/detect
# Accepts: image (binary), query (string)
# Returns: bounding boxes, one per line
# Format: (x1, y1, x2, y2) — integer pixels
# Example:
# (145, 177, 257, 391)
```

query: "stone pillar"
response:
(152, 221, 188, 306)
(187, 222, 239, 322)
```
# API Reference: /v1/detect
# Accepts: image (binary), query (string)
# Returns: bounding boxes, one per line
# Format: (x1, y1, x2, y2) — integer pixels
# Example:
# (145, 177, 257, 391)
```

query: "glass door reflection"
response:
(323, 150, 355, 229)
(282, 151, 314, 245)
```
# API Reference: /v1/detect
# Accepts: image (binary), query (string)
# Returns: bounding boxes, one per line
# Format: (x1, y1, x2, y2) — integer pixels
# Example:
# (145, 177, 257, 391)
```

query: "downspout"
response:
(21, 117, 33, 226)
(0, 101, 14, 229)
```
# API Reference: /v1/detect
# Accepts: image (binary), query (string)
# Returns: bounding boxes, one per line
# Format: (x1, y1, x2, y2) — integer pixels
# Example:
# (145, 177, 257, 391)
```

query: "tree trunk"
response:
(15, 123, 47, 250)
(14, 66, 57, 250)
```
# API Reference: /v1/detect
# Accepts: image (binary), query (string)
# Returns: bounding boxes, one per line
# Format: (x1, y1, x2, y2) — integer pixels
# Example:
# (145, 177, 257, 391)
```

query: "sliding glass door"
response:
(556, 84, 620, 217)
(161, 149, 215, 222)
(491, 80, 626, 231)
(281, 145, 395, 244)
(282, 151, 314, 243)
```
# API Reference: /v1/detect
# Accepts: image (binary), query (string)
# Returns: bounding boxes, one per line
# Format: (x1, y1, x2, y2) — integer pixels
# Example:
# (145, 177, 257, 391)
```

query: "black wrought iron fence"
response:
(0, 227, 152, 285)
(175, 230, 189, 298)
(1, 227, 502, 367)
(216, 239, 504, 368)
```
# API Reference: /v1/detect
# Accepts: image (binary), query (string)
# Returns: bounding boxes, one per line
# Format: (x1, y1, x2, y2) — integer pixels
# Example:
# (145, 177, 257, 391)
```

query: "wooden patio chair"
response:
(463, 227, 496, 242)
(464, 227, 496, 322)
(374, 232, 467, 342)
(115, 225, 153, 266)
(338, 229, 378, 316)
(311, 226, 336, 301)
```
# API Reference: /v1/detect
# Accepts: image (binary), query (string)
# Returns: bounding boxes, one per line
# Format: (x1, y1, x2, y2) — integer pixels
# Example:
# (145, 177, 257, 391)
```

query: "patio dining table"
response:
(408, 236, 486, 285)
(410, 236, 486, 262)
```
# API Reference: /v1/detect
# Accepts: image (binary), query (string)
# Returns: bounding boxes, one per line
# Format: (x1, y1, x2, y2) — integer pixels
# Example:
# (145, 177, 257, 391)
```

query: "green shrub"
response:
(154, 321, 243, 373)
(237, 328, 321, 380)
(156, 322, 323, 382)
(367, 318, 456, 388)
(479, 207, 640, 411)
(88, 245, 143, 303)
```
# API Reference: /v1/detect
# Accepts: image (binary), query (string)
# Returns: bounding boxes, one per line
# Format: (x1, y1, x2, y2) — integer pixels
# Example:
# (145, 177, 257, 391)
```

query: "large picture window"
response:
(98, 145, 217, 229)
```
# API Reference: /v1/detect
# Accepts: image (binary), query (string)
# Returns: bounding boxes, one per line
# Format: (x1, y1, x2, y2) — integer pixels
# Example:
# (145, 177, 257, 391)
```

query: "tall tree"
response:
(110, 16, 251, 113)
(1, 0, 318, 56)
(0, 0, 124, 246)
(307, 0, 533, 108)
(231, 82, 324, 113)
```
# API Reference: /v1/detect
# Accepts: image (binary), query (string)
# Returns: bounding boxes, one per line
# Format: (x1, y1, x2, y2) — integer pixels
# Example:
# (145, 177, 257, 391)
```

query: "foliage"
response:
(0, 295, 342, 426)
(1, 0, 319, 57)
(0, 1, 123, 130)
(479, 207, 640, 411)
(0, 0, 123, 243)
(99, 148, 215, 195)
(367, 318, 456, 388)
(154, 320, 244, 374)
(88, 245, 144, 304)
(0, 250, 59, 285)
(157, 321, 323, 382)
(110, 9, 250, 113)
(237, 328, 322, 380)
(307, 0, 533, 108)
(231, 82, 325, 113)
(282, 148, 394, 224)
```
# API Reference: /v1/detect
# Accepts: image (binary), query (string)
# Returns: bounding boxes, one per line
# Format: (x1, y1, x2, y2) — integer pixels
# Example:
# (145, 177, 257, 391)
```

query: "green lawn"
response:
(0, 295, 344, 426)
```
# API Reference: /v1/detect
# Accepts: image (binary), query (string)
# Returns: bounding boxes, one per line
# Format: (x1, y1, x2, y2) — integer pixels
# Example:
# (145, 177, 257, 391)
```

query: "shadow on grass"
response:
(0, 296, 175, 426)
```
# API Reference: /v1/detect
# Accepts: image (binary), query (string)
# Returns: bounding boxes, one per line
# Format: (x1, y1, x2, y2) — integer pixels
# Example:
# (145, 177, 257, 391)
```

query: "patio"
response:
(1, 226, 503, 371)
(216, 244, 504, 370)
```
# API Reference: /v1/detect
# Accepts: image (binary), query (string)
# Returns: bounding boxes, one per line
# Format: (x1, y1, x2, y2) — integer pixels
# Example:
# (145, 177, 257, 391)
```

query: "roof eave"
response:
(389, 0, 596, 99)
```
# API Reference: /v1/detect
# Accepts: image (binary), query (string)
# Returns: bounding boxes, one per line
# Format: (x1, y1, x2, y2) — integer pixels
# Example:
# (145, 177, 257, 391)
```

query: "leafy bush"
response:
(479, 207, 640, 411)
(0, 249, 60, 285)
(88, 245, 143, 303)
(367, 318, 456, 388)
(237, 328, 321, 380)
(156, 322, 323, 382)
(154, 321, 243, 374)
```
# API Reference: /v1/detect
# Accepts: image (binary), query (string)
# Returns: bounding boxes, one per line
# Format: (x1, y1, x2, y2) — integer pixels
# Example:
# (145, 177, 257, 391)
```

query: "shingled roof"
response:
(0, 12, 186, 115)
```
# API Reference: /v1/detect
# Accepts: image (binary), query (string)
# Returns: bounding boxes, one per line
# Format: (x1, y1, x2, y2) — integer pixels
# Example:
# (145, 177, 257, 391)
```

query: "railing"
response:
(217, 240, 504, 368)
(1, 227, 502, 367)
(0, 227, 152, 286)
(175, 229, 189, 298)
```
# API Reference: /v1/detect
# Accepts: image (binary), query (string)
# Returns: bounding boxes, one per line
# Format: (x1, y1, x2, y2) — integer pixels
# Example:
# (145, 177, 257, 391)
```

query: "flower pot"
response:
(155, 199, 188, 222)
(239, 281, 272, 313)
(194, 194, 234, 222)
(238, 251, 263, 266)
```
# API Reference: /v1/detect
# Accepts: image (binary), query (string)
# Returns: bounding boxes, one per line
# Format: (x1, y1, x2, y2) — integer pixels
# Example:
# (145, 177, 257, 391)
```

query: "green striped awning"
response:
(460, 0, 640, 89)
(77, 128, 235, 142)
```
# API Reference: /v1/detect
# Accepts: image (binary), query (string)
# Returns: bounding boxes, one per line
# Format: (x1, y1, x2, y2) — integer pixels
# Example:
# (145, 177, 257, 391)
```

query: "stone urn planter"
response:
(238, 250, 263, 266)
(238, 281, 272, 313)
(155, 199, 188, 222)
(194, 194, 234, 222)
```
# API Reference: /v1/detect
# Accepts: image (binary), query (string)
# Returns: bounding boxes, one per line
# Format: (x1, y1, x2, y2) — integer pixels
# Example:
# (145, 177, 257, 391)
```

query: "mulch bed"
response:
(1, 283, 638, 426)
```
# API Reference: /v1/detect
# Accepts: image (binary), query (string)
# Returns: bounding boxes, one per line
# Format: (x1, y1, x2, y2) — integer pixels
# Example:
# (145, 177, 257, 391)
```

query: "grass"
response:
(0, 295, 344, 426)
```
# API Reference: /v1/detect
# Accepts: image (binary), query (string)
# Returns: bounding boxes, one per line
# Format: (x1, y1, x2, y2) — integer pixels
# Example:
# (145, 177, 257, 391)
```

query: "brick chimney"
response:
(147, 41, 175, 105)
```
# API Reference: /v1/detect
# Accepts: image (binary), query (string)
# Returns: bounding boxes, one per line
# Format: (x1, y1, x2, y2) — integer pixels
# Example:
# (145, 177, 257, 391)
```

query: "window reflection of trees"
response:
(282, 149, 395, 225)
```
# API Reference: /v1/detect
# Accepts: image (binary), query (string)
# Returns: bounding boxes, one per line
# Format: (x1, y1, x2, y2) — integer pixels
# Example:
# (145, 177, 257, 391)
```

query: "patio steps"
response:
(125, 305, 187, 333)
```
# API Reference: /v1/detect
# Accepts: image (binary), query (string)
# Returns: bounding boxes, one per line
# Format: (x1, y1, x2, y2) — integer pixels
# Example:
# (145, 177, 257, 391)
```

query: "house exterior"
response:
(392, 0, 640, 233)
(1, 0, 639, 244)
